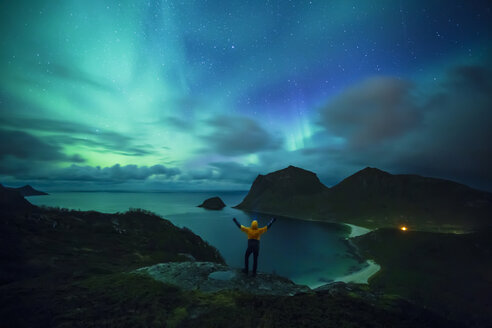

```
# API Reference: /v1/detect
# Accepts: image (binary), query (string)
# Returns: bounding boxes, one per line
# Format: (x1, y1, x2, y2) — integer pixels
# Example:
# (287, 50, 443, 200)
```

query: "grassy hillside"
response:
(1, 271, 459, 328)
(325, 167, 492, 231)
(0, 206, 224, 286)
(353, 228, 492, 327)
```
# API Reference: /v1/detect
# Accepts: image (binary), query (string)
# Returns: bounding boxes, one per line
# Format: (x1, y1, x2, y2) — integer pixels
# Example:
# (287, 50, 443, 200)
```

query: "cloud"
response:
(319, 77, 421, 149)
(55, 135, 153, 157)
(185, 161, 258, 183)
(311, 58, 492, 190)
(387, 62, 492, 189)
(32, 164, 180, 182)
(208, 161, 259, 183)
(0, 118, 154, 157)
(0, 129, 84, 163)
(0, 156, 44, 176)
(202, 116, 282, 156)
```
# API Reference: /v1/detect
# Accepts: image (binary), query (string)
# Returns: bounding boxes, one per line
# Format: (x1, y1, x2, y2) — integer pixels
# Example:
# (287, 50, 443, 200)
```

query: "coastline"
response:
(345, 223, 372, 238)
(333, 260, 381, 284)
(337, 223, 380, 284)
(237, 209, 382, 285)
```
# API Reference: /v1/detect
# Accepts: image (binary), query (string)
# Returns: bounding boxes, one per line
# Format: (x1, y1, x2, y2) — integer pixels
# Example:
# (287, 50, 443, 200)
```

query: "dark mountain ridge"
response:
(1, 183, 48, 196)
(0, 184, 35, 211)
(234, 165, 330, 218)
(235, 166, 492, 232)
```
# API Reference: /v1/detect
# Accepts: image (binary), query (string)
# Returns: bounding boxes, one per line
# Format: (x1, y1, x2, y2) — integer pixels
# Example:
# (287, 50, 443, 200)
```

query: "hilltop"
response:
(1, 183, 48, 196)
(0, 184, 35, 210)
(235, 166, 492, 232)
(234, 165, 330, 219)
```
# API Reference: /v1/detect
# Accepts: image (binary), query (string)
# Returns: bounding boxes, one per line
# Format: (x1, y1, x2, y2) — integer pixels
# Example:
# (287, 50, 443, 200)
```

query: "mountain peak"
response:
(234, 166, 328, 211)
(270, 165, 318, 177)
(5, 184, 48, 196)
(332, 167, 394, 192)
(260, 166, 326, 192)
(357, 167, 390, 176)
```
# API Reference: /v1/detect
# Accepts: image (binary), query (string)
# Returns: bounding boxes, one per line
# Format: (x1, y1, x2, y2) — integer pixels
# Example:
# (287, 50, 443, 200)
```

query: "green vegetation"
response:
(1, 272, 459, 328)
(0, 206, 224, 285)
(0, 197, 462, 327)
(353, 228, 492, 327)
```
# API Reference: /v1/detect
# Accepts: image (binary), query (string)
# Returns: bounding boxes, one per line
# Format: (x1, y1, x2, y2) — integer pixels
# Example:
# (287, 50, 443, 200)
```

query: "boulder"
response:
(135, 261, 310, 296)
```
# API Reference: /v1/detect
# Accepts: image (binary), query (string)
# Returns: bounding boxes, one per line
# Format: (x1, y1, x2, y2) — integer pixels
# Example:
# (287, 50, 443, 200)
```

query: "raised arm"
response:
(267, 217, 276, 229)
(232, 217, 242, 229)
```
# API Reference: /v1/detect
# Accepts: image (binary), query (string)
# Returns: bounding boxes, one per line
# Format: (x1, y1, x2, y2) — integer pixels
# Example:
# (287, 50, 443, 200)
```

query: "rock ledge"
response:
(135, 261, 310, 296)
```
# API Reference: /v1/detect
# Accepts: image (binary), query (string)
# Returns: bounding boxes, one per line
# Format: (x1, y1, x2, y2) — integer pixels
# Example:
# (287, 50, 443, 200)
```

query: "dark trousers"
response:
(244, 239, 260, 274)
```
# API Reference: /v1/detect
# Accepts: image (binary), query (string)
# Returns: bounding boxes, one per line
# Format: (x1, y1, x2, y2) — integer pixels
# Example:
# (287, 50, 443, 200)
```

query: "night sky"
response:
(1, 1, 491, 191)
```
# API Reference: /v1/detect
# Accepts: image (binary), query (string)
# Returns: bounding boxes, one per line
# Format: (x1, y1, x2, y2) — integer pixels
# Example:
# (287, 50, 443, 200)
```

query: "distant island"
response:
(234, 166, 492, 232)
(198, 196, 226, 210)
(1, 183, 48, 196)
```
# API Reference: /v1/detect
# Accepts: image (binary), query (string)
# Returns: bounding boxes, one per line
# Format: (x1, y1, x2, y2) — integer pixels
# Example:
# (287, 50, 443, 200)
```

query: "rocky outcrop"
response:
(198, 197, 226, 210)
(135, 261, 396, 301)
(135, 261, 310, 296)
(10, 185, 48, 196)
(0, 184, 34, 211)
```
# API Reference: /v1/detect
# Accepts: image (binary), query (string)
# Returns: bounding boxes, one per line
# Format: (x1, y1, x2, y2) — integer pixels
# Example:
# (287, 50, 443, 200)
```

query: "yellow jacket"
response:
(240, 220, 267, 240)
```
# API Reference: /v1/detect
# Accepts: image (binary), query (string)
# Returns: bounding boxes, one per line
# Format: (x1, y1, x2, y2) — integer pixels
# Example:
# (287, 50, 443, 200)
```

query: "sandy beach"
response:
(334, 223, 380, 284)
(345, 223, 372, 238)
(333, 260, 381, 284)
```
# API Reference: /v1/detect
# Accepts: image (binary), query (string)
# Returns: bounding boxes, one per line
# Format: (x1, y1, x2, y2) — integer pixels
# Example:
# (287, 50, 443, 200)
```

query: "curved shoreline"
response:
(333, 260, 381, 284)
(237, 209, 382, 286)
(335, 223, 380, 284)
(345, 223, 372, 238)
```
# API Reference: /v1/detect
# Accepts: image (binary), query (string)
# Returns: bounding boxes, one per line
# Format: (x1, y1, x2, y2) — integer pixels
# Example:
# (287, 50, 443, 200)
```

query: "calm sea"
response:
(27, 191, 363, 288)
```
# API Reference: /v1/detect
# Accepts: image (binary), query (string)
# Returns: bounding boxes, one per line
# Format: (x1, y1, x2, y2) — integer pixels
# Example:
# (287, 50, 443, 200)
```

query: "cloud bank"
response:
(311, 59, 492, 190)
(202, 116, 282, 156)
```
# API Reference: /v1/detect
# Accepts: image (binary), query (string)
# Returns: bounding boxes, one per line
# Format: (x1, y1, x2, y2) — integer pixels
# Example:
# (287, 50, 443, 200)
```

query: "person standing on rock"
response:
(232, 217, 276, 277)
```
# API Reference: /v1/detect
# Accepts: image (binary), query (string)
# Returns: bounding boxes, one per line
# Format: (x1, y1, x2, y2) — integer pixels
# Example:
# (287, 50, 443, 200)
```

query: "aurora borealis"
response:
(1, 1, 491, 191)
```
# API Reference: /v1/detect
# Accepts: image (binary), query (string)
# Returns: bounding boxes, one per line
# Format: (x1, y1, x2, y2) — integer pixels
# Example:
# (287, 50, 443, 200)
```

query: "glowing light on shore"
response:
(401, 226, 407, 231)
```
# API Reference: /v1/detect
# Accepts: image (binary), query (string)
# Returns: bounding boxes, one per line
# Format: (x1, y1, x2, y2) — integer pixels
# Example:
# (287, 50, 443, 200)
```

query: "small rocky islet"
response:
(197, 196, 226, 210)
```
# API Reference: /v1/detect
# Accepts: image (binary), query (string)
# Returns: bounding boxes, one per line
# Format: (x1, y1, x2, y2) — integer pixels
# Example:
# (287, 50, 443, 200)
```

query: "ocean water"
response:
(27, 191, 363, 288)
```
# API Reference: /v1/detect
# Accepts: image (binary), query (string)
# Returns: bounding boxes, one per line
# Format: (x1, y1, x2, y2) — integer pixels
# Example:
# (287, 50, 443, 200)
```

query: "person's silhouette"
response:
(232, 217, 276, 277)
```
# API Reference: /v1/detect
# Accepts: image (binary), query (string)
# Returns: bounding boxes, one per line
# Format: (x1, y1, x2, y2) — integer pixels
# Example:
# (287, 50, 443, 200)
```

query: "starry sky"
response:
(1, 0, 491, 191)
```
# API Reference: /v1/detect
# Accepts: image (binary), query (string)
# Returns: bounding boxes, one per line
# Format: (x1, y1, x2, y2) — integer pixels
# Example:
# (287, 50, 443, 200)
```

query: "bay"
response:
(27, 191, 364, 288)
